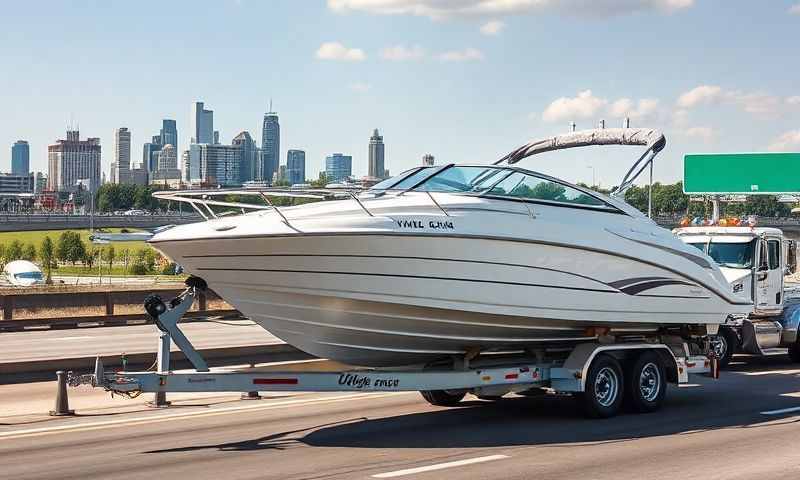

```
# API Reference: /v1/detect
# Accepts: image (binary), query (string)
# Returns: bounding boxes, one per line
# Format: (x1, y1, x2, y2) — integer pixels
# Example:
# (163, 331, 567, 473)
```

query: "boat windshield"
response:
(368, 167, 438, 192)
(412, 166, 610, 209)
(687, 240, 756, 269)
(15, 271, 43, 280)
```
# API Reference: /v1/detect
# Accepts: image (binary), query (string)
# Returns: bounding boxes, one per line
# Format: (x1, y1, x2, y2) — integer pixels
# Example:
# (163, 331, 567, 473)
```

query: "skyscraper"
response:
(286, 149, 306, 185)
(368, 128, 385, 178)
(260, 104, 280, 184)
(11, 140, 30, 176)
(191, 101, 214, 144)
(160, 119, 177, 148)
(325, 153, 352, 183)
(143, 134, 162, 173)
(113, 127, 131, 184)
(187, 144, 240, 186)
(47, 130, 101, 192)
(422, 153, 434, 166)
(157, 144, 178, 170)
(232, 131, 258, 183)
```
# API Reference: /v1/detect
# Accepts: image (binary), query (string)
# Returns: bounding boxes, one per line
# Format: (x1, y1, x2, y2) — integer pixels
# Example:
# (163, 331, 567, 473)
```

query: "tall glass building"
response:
(191, 102, 214, 144)
(160, 119, 177, 149)
(368, 129, 385, 179)
(325, 153, 352, 183)
(11, 140, 30, 176)
(232, 131, 258, 183)
(261, 106, 280, 183)
(286, 150, 305, 185)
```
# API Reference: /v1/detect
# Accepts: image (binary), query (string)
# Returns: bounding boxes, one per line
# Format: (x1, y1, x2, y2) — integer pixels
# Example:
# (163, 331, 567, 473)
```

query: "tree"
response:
(102, 245, 116, 274)
(0, 244, 6, 267)
(22, 243, 36, 261)
(310, 172, 329, 188)
(7, 240, 23, 262)
(143, 248, 157, 273)
(56, 231, 71, 264)
(40, 236, 54, 284)
(83, 247, 99, 269)
(120, 248, 130, 275)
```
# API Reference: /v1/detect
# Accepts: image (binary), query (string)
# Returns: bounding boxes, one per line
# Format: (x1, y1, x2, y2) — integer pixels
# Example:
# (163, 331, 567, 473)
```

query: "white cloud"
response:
(542, 90, 608, 122)
(439, 48, 484, 62)
(349, 82, 372, 92)
(682, 126, 716, 143)
(609, 97, 659, 120)
(768, 130, 800, 152)
(676, 85, 723, 108)
(677, 84, 790, 116)
(789, 3, 800, 15)
(381, 44, 425, 61)
(328, 0, 694, 20)
(315, 42, 366, 61)
(479, 20, 505, 35)
(540, 91, 660, 123)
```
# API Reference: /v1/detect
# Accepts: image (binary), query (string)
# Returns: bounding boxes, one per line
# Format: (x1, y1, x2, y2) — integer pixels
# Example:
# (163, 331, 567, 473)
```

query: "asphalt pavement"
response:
(1, 354, 800, 480)
(0, 320, 281, 364)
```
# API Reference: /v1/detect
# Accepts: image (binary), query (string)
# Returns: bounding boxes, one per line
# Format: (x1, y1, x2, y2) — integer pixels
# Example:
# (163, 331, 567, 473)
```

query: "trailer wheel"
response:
(577, 354, 624, 418)
(420, 390, 466, 407)
(789, 343, 800, 363)
(713, 327, 738, 368)
(624, 352, 667, 413)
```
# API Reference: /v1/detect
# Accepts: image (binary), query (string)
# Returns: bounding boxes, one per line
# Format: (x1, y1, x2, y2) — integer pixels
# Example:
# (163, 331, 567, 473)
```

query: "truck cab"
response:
(674, 225, 799, 366)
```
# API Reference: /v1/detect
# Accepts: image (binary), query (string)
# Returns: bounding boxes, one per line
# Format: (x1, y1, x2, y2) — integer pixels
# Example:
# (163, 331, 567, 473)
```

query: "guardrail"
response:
(0, 308, 242, 332)
(0, 285, 231, 322)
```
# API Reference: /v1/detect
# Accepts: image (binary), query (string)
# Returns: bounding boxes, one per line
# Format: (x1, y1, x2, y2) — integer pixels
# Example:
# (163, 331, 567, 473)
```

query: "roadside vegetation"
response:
(0, 229, 179, 283)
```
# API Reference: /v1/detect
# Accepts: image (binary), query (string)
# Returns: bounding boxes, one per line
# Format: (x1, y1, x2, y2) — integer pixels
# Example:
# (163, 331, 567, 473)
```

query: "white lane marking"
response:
(780, 392, 800, 398)
(678, 383, 701, 388)
(760, 406, 800, 416)
(372, 455, 509, 478)
(743, 369, 800, 376)
(0, 392, 410, 440)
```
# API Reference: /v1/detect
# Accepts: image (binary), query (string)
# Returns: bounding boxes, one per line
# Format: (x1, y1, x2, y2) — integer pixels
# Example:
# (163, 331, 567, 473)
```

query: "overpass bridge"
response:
(0, 214, 201, 232)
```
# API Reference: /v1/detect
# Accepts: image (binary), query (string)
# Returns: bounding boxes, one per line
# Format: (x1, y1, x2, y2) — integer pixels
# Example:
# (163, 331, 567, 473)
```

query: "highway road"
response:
(1, 320, 281, 364)
(1, 355, 800, 480)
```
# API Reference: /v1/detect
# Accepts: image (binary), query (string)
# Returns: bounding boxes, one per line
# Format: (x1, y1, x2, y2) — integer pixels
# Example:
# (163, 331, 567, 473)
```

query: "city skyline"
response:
(2, 1, 799, 187)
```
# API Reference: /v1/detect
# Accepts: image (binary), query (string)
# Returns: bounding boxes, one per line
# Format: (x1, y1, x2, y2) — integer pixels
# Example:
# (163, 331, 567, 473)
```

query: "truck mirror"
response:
(757, 271, 768, 282)
(788, 241, 797, 274)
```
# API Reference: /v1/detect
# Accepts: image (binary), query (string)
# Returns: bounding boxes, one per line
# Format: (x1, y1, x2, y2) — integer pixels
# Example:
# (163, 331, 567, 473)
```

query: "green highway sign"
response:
(684, 152, 800, 194)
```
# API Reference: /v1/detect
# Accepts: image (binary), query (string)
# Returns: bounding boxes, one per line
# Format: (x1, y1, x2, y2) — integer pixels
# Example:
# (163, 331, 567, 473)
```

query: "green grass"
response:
(0, 228, 149, 250)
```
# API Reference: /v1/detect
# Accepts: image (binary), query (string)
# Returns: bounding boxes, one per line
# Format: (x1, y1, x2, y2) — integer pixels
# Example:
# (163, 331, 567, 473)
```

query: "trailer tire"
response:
(577, 354, 624, 419)
(789, 343, 800, 363)
(420, 390, 466, 407)
(624, 352, 667, 414)
(714, 327, 738, 368)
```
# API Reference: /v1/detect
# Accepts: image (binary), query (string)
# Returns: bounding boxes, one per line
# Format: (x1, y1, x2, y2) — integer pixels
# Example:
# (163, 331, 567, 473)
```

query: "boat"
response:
(150, 128, 751, 367)
(3, 260, 44, 287)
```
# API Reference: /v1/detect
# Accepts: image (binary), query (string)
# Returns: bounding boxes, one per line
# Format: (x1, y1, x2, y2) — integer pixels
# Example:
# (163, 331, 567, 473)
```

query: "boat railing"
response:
(152, 188, 370, 229)
(153, 187, 453, 228)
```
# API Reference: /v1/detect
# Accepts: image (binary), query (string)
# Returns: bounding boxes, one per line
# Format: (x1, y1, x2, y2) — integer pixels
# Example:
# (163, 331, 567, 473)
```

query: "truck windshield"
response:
(687, 240, 756, 269)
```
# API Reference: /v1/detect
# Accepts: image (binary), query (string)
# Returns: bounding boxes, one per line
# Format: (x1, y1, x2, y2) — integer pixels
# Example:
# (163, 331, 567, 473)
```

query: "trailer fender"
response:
(550, 343, 680, 393)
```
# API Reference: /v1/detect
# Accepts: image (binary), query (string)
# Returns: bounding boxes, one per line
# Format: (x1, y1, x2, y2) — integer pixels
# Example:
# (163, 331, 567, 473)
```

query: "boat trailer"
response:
(69, 278, 718, 417)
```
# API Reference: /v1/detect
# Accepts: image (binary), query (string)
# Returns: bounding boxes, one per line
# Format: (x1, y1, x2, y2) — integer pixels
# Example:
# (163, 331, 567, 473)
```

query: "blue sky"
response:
(2, 0, 799, 186)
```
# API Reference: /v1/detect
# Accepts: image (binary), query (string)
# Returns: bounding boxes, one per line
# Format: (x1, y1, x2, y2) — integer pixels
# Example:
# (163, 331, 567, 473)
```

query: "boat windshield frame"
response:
(402, 163, 623, 214)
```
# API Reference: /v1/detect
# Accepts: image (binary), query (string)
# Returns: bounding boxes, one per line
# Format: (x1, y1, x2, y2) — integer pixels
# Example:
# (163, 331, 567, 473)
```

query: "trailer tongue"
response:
(70, 278, 718, 419)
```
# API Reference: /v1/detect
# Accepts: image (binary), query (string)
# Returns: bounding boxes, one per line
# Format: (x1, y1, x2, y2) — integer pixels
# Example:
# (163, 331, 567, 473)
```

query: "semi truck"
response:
(674, 225, 800, 366)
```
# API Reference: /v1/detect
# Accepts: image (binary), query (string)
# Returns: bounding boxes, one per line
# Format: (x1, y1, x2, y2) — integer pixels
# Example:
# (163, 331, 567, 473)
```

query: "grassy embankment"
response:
(0, 228, 182, 277)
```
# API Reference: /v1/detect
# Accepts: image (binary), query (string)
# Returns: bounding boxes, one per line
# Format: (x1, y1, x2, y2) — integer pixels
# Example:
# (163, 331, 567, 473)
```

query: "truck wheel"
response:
(420, 390, 466, 406)
(713, 327, 738, 368)
(624, 352, 667, 413)
(577, 354, 624, 418)
(789, 343, 800, 363)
